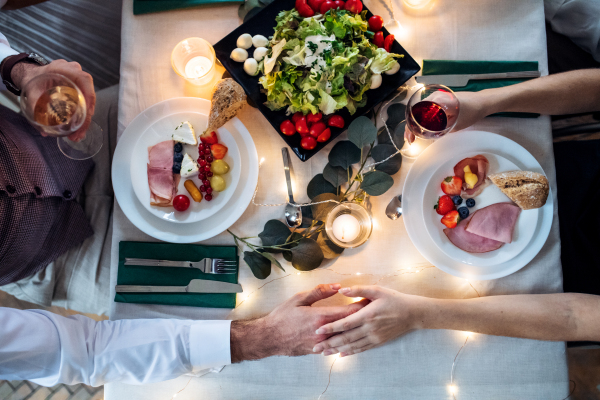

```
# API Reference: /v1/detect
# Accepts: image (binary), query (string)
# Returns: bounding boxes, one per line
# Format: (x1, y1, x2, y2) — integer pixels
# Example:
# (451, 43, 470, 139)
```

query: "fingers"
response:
(339, 342, 375, 357)
(292, 283, 341, 306)
(338, 285, 382, 300)
(404, 125, 415, 144)
(313, 325, 369, 353)
(320, 298, 370, 323)
(324, 337, 374, 357)
(315, 307, 367, 335)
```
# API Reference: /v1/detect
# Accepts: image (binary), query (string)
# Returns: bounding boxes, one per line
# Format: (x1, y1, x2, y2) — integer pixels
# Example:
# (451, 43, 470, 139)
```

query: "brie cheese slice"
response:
(180, 153, 199, 178)
(172, 121, 197, 145)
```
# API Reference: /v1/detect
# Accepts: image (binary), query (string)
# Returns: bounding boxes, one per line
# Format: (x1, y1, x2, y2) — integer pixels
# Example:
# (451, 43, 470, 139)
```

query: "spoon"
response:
(282, 148, 302, 228)
(385, 195, 403, 220)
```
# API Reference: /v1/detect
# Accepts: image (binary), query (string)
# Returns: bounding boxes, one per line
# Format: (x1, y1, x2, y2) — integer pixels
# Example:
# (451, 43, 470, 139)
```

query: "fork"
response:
(124, 258, 237, 274)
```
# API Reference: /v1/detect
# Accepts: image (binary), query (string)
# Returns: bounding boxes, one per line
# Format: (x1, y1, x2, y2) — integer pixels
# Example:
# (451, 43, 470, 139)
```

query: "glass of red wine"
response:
(405, 84, 459, 140)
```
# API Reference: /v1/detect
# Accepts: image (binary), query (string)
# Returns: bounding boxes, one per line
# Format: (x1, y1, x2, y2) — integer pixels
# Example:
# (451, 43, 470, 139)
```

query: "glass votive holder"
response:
(171, 37, 216, 86)
(325, 202, 373, 249)
(400, 135, 434, 160)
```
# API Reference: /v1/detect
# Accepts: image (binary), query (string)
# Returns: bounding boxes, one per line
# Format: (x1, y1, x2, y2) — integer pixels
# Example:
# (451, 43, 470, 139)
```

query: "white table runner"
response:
(106, 0, 569, 398)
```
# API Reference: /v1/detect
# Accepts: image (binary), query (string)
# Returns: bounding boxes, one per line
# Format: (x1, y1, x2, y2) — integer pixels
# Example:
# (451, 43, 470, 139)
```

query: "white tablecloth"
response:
(106, 0, 569, 398)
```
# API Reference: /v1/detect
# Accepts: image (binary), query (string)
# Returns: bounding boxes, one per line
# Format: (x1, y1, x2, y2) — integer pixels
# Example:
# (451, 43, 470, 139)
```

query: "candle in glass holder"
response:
(332, 214, 361, 243)
(184, 56, 213, 79)
(171, 38, 216, 86)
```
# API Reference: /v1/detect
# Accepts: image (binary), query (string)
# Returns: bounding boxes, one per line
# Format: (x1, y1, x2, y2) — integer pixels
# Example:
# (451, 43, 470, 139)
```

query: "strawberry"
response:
(210, 143, 228, 159)
(441, 176, 463, 196)
(435, 195, 455, 215)
(200, 131, 218, 145)
(441, 210, 460, 229)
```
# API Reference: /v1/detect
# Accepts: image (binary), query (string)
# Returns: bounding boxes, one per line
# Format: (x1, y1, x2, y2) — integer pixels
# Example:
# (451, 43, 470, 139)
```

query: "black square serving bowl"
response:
(214, 0, 420, 161)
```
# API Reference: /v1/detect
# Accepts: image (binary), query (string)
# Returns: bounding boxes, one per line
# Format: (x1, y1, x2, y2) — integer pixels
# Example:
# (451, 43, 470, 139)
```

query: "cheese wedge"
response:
(172, 121, 197, 145)
(180, 153, 199, 178)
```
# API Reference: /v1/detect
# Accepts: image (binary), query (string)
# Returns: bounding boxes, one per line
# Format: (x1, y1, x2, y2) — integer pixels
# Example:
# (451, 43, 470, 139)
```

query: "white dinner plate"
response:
(423, 152, 538, 267)
(112, 97, 258, 243)
(130, 111, 241, 223)
(403, 131, 553, 280)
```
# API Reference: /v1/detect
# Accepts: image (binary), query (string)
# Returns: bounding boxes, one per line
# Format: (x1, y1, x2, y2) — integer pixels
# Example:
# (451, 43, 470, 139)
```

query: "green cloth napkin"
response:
(115, 241, 238, 308)
(422, 60, 540, 118)
(133, 0, 243, 15)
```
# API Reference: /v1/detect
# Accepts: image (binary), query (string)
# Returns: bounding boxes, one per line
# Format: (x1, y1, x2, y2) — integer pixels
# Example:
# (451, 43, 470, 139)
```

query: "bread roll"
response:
(488, 170, 549, 210)
(205, 78, 246, 133)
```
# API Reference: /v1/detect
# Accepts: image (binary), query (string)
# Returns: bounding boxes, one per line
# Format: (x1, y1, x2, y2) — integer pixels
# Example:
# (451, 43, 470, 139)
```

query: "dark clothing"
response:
(0, 105, 93, 285)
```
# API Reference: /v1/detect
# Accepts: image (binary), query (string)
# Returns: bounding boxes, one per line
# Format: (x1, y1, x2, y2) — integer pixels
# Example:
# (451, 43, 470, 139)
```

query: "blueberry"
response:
(174, 152, 184, 162)
(466, 198, 476, 208)
(452, 195, 463, 206)
(172, 162, 181, 174)
(174, 143, 183, 153)
(458, 207, 469, 219)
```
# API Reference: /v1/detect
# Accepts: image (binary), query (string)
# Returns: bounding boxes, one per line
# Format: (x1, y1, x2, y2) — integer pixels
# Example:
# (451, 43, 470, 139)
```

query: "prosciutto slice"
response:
(453, 155, 490, 196)
(443, 214, 504, 253)
(147, 141, 177, 207)
(465, 203, 521, 244)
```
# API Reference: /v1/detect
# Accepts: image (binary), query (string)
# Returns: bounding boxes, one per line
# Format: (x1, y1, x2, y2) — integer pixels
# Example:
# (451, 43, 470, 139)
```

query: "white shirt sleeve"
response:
(0, 308, 231, 387)
(0, 32, 18, 63)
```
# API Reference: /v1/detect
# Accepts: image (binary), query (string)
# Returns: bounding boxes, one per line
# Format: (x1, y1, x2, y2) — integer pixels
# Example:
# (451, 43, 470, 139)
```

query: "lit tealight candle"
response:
(332, 214, 361, 243)
(171, 37, 216, 86)
(184, 56, 213, 79)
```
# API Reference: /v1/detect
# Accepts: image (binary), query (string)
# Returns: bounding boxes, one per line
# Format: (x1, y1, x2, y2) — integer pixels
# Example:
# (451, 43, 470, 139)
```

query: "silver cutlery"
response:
(282, 147, 302, 228)
(115, 279, 243, 294)
(124, 258, 237, 274)
(385, 195, 403, 220)
(415, 71, 541, 87)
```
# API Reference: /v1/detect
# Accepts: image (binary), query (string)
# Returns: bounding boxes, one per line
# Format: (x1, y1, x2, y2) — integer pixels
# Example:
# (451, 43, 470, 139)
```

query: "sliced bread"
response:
(488, 170, 549, 210)
(204, 78, 246, 133)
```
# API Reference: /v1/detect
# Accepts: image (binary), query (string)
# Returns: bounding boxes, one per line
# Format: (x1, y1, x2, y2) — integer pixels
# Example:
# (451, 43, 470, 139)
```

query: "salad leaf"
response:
(319, 89, 338, 114)
(370, 47, 402, 74)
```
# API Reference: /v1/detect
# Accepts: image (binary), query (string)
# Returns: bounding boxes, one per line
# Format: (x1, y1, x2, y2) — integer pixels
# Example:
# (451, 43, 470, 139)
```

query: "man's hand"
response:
(312, 285, 428, 357)
(12, 59, 96, 142)
(230, 284, 369, 362)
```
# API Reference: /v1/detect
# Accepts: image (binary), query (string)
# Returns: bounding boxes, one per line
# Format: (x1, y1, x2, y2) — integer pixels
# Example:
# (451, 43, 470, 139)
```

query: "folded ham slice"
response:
(443, 214, 504, 253)
(454, 155, 489, 196)
(147, 140, 177, 207)
(465, 203, 521, 244)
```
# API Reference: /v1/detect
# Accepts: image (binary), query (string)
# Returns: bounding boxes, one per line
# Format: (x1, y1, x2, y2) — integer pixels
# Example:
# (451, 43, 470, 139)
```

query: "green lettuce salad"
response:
(258, 8, 403, 116)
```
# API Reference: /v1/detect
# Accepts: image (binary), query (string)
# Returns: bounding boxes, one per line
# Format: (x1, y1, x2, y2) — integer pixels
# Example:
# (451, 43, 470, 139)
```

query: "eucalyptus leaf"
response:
(243, 251, 271, 280)
(372, 144, 402, 175)
(300, 206, 314, 228)
(328, 141, 361, 169)
(307, 174, 336, 199)
(291, 238, 324, 271)
(282, 250, 293, 262)
(361, 170, 394, 196)
(378, 121, 405, 148)
(323, 163, 351, 187)
(311, 193, 338, 221)
(386, 103, 406, 129)
(258, 220, 291, 246)
(243, 7, 262, 23)
(317, 232, 345, 259)
(347, 116, 377, 149)
(261, 252, 285, 272)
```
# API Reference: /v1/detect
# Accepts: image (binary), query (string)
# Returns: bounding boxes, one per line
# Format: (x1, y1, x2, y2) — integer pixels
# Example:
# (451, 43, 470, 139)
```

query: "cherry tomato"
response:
(280, 119, 296, 136)
(368, 15, 384, 31)
(317, 127, 331, 142)
(300, 136, 318, 150)
(173, 195, 190, 212)
(384, 34, 395, 52)
(333, 0, 345, 9)
(308, 0, 324, 12)
(320, 0, 335, 14)
(327, 115, 345, 129)
(295, 0, 315, 17)
(307, 112, 322, 124)
(309, 121, 326, 137)
(295, 116, 310, 135)
(292, 111, 303, 124)
(344, 0, 362, 13)
(373, 31, 384, 48)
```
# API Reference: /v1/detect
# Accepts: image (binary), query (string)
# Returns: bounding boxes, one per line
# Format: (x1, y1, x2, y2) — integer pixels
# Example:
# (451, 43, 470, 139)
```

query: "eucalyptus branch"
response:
(342, 142, 374, 200)
(228, 229, 306, 251)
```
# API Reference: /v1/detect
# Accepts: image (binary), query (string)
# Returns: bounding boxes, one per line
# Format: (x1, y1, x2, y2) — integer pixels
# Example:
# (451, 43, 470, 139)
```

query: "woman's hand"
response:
(312, 286, 429, 357)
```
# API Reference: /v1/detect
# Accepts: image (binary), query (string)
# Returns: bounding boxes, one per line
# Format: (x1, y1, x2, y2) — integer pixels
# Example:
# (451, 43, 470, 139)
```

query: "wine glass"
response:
(19, 73, 103, 160)
(405, 84, 459, 140)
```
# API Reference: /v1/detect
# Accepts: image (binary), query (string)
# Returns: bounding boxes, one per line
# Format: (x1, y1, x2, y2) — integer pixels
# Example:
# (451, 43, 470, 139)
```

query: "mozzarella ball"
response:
(252, 35, 269, 48)
(243, 58, 259, 76)
(370, 74, 382, 89)
(230, 48, 248, 62)
(237, 34, 253, 49)
(253, 47, 268, 62)
(384, 61, 400, 75)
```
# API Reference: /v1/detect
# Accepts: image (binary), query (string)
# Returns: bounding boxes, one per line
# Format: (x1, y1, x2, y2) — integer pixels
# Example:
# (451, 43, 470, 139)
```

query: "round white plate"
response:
(403, 131, 553, 280)
(112, 97, 258, 243)
(130, 110, 241, 223)
(423, 152, 538, 267)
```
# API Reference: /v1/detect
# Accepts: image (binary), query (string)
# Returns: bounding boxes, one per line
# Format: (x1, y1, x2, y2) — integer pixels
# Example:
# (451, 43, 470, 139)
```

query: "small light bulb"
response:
(173, 394, 178, 398)
(448, 384, 457, 394)
(356, 272, 361, 275)
(352, 297, 363, 302)
(297, 272, 301, 275)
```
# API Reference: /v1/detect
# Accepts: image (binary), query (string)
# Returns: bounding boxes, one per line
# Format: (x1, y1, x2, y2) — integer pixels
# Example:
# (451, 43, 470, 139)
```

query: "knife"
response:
(415, 71, 541, 87)
(115, 279, 243, 293)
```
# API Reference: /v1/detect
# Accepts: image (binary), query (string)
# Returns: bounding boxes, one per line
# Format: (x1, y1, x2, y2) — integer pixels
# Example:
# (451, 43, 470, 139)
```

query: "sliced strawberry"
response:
(441, 176, 463, 196)
(200, 131, 218, 145)
(435, 195, 455, 215)
(211, 143, 228, 159)
(441, 210, 460, 229)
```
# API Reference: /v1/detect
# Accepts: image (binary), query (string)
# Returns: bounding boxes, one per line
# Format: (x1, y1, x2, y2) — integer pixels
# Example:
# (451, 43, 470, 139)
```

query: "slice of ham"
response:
(147, 140, 176, 207)
(465, 202, 521, 244)
(443, 214, 504, 253)
(454, 155, 490, 196)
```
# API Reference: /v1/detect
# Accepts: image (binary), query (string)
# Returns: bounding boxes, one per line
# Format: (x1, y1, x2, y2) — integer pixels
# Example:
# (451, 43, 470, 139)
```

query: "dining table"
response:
(105, 0, 570, 398)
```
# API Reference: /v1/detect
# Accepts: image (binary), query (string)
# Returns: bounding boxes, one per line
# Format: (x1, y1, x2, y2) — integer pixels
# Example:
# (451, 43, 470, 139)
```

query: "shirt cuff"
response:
(0, 33, 19, 68)
(189, 320, 232, 371)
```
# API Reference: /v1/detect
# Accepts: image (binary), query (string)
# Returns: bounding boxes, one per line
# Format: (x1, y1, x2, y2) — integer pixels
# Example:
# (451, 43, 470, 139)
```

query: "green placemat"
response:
(115, 241, 238, 308)
(133, 0, 243, 15)
(422, 60, 540, 118)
